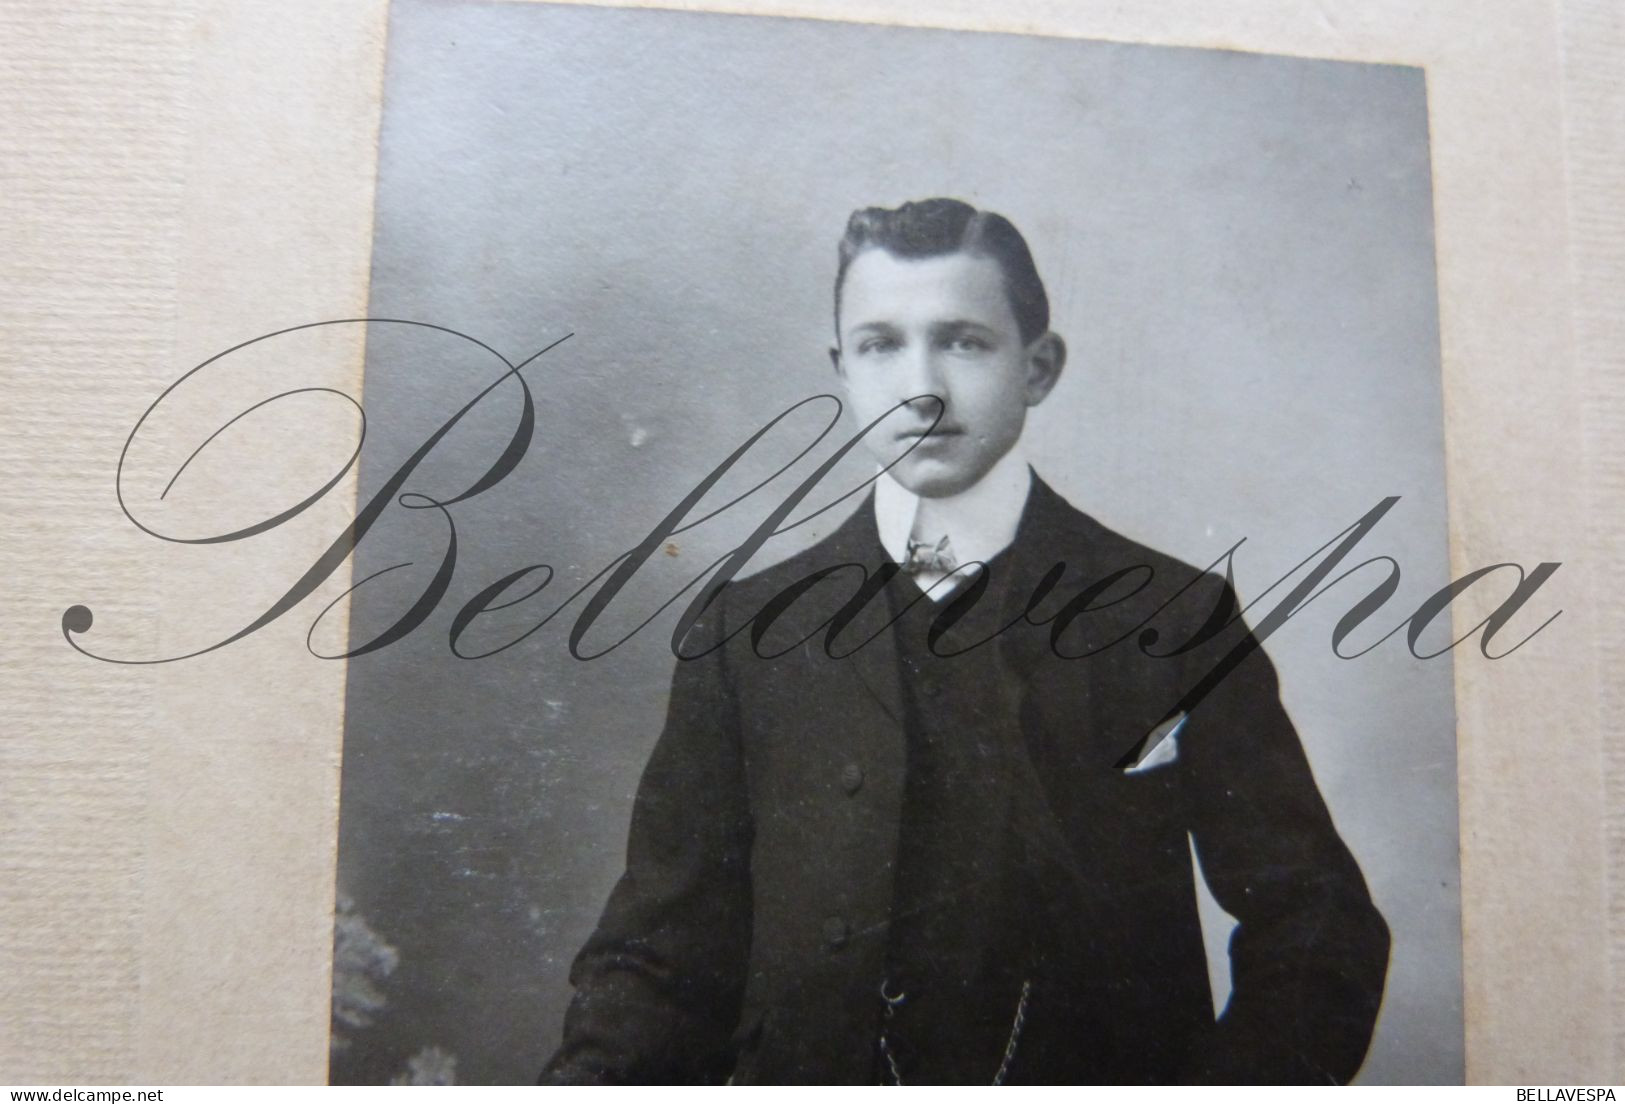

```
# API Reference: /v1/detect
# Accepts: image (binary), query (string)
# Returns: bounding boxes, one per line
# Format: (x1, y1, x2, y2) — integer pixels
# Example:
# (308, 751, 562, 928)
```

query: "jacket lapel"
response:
(791, 494, 910, 724)
(809, 474, 1110, 725)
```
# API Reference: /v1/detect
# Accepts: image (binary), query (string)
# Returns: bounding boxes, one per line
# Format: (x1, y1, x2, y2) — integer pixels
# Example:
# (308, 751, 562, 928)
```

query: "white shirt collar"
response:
(873, 446, 1033, 581)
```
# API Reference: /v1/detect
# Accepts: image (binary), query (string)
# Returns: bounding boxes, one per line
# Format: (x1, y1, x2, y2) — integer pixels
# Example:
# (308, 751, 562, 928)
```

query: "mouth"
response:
(896, 425, 964, 444)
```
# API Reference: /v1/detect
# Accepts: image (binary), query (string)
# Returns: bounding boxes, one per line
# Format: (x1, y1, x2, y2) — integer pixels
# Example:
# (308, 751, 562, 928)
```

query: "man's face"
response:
(832, 248, 1063, 498)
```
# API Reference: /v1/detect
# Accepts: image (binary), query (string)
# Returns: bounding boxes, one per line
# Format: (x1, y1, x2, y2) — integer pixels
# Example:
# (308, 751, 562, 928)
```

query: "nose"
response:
(897, 345, 948, 416)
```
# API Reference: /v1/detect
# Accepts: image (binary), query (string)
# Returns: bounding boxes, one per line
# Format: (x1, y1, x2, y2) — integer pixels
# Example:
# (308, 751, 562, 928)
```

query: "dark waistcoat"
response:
(882, 552, 1034, 1083)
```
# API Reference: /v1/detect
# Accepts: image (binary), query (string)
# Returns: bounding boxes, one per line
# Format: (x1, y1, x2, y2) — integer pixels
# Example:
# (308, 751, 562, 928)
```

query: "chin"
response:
(888, 460, 983, 499)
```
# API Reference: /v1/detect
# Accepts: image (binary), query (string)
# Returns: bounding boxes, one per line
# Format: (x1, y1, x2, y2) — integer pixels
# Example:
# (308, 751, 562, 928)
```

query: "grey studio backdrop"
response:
(329, 0, 1460, 1085)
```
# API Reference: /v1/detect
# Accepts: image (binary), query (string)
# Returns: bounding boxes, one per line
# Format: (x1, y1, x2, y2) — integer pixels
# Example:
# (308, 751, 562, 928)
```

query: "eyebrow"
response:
(933, 319, 999, 334)
(845, 319, 999, 336)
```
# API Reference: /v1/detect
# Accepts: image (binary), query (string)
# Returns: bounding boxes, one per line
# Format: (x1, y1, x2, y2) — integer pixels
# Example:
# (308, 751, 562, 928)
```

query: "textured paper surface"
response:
(1, 0, 1619, 1085)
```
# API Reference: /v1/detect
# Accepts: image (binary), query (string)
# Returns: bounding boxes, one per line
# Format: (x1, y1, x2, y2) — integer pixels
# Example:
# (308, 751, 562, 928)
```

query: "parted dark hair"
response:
(834, 198, 1051, 345)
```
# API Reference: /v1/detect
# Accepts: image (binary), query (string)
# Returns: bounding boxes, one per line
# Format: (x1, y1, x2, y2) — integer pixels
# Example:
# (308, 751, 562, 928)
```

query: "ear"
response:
(828, 344, 845, 379)
(1023, 332, 1066, 406)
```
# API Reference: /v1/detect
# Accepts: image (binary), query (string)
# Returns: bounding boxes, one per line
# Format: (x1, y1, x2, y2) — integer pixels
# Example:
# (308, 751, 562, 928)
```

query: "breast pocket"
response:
(1120, 711, 1187, 775)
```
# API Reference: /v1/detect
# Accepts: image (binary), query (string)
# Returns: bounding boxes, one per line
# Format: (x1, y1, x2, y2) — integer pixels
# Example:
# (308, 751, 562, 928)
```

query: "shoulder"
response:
(1021, 476, 1238, 647)
(734, 497, 881, 586)
(1027, 476, 1218, 588)
(680, 498, 883, 642)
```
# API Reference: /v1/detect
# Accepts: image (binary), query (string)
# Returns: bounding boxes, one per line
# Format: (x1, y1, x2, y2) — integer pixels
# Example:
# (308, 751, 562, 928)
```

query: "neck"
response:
(874, 446, 1033, 572)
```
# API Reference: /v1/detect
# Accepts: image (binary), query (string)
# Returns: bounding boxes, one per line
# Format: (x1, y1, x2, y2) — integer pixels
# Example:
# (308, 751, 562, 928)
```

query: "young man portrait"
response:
(542, 197, 1391, 1085)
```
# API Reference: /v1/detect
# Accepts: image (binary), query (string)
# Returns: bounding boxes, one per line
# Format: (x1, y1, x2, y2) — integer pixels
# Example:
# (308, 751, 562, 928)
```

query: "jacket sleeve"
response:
(1172, 586, 1391, 1084)
(541, 591, 755, 1084)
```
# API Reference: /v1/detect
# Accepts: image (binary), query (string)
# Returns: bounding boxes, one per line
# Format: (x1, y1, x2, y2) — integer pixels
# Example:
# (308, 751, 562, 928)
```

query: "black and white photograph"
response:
(326, 0, 1460, 1085)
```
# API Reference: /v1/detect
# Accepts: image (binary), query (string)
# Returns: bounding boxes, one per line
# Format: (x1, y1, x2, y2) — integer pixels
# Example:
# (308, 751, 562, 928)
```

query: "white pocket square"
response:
(1123, 712, 1187, 774)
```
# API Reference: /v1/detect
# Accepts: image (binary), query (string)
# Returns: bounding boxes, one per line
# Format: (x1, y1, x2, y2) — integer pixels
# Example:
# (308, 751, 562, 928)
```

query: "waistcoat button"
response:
(840, 762, 864, 794)
(822, 915, 849, 950)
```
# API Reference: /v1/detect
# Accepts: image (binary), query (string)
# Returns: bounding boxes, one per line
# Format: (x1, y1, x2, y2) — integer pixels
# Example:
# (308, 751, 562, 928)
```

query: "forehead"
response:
(838, 249, 1017, 332)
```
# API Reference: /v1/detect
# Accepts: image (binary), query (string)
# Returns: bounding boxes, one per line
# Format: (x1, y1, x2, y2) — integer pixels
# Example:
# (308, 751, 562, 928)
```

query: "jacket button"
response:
(918, 676, 941, 697)
(840, 763, 864, 794)
(822, 915, 849, 950)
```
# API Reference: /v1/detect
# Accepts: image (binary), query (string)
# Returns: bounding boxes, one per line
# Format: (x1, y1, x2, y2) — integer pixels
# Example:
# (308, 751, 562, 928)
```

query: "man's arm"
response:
(542, 593, 754, 1085)
(1174, 594, 1391, 1084)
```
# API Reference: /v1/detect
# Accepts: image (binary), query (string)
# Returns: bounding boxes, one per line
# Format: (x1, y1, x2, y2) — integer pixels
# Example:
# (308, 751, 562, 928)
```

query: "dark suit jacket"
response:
(544, 476, 1390, 1084)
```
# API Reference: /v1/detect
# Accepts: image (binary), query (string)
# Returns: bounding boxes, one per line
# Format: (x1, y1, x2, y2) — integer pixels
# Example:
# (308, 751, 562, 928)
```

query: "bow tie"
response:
(902, 533, 957, 575)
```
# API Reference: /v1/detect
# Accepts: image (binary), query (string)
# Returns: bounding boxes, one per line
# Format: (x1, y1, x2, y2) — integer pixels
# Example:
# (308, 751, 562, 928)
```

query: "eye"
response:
(857, 335, 900, 355)
(945, 334, 990, 353)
